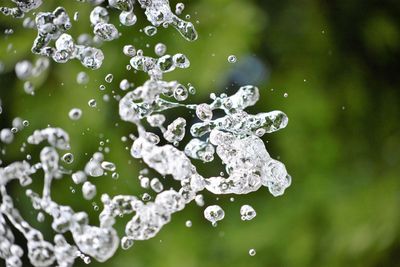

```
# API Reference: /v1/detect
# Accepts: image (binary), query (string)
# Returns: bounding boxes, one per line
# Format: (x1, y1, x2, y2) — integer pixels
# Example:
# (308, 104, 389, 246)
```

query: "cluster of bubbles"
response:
(0, 0, 291, 266)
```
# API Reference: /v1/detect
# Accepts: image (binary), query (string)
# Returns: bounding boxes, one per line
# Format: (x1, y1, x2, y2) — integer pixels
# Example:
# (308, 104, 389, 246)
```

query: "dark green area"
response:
(0, 0, 399, 266)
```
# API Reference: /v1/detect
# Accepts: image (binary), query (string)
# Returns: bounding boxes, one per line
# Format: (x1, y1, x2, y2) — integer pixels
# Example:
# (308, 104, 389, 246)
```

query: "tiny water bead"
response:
(196, 103, 213, 121)
(240, 205, 256, 221)
(62, 153, 74, 164)
(249, 249, 256, 256)
(105, 73, 114, 83)
(155, 43, 167, 56)
(69, 108, 82, 120)
(123, 45, 136, 57)
(82, 181, 97, 200)
(204, 205, 225, 225)
(77, 72, 89, 85)
(119, 79, 130, 90)
(144, 26, 157, 36)
(101, 161, 116, 172)
(228, 55, 237, 63)
(175, 3, 185, 15)
(88, 99, 97, 108)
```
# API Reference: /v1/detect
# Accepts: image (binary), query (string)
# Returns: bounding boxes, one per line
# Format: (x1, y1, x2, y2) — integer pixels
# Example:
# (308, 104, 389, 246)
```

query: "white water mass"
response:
(0, 0, 291, 266)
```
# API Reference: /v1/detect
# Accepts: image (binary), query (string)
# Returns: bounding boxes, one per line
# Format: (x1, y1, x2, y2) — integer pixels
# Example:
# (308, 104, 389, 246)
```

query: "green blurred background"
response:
(1, 0, 400, 266)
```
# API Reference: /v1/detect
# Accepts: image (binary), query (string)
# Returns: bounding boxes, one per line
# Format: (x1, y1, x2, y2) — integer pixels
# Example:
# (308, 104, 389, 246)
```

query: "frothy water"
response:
(0, 0, 290, 266)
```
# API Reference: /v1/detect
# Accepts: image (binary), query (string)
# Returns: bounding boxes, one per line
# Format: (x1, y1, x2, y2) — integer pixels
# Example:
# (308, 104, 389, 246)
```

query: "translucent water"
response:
(0, 0, 291, 266)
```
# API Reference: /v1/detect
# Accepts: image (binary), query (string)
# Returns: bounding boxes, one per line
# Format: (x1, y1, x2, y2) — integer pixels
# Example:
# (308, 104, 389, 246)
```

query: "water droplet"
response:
(228, 55, 237, 63)
(249, 249, 256, 256)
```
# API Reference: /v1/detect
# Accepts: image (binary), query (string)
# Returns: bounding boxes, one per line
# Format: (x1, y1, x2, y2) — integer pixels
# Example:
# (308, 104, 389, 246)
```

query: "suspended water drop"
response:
(76, 71, 90, 85)
(228, 55, 237, 63)
(240, 205, 256, 221)
(143, 26, 157, 37)
(150, 178, 164, 193)
(173, 53, 190, 68)
(204, 205, 225, 225)
(62, 153, 74, 164)
(155, 43, 167, 56)
(196, 104, 213, 121)
(0, 128, 14, 144)
(82, 181, 97, 200)
(249, 249, 256, 256)
(88, 99, 97, 108)
(173, 85, 189, 101)
(101, 161, 116, 172)
(23, 81, 35, 95)
(175, 3, 185, 15)
(105, 73, 114, 83)
(142, 193, 151, 201)
(69, 108, 83, 120)
(119, 79, 130, 91)
(119, 11, 137, 26)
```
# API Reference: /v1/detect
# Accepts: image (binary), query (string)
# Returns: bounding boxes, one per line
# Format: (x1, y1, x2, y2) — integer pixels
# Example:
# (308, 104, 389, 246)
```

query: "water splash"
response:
(0, 0, 291, 266)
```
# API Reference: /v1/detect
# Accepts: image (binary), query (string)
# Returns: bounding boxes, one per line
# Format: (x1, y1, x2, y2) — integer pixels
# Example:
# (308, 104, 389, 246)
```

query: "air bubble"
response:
(88, 99, 97, 108)
(204, 205, 225, 224)
(69, 108, 83, 120)
(249, 249, 256, 256)
(228, 55, 237, 63)
(62, 153, 74, 164)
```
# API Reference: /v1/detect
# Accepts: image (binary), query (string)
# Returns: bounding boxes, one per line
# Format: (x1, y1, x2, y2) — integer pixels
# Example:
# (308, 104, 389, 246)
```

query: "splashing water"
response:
(0, 0, 291, 266)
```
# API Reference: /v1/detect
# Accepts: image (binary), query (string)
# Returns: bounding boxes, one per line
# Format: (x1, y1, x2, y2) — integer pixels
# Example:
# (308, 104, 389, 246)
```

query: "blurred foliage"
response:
(0, 0, 400, 267)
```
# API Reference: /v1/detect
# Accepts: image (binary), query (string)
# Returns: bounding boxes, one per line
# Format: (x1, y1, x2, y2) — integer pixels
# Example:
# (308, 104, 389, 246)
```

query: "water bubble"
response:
(72, 171, 87, 184)
(196, 104, 213, 121)
(175, 3, 185, 15)
(119, 11, 137, 26)
(82, 181, 97, 200)
(77, 72, 89, 84)
(173, 85, 189, 101)
(101, 161, 116, 172)
(173, 53, 190, 68)
(69, 108, 83, 120)
(62, 153, 74, 164)
(23, 81, 35, 95)
(228, 55, 237, 63)
(105, 74, 114, 83)
(140, 177, 150, 189)
(37, 212, 45, 223)
(240, 205, 256, 221)
(90, 6, 109, 25)
(88, 99, 97, 108)
(142, 193, 151, 201)
(94, 23, 119, 41)
(185, 220, 192, 228)
(150, 178, 164, 193)
(204, 205, 225, 224)
(0, 128, 14, 144)
(144, 26, 157, 37)
(123, 45, 136, 57)
(249, 249, 256, 256)
(119, 79, 130, 90)
(121, 237, 134, 250)
(155, 43, 167, 56)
